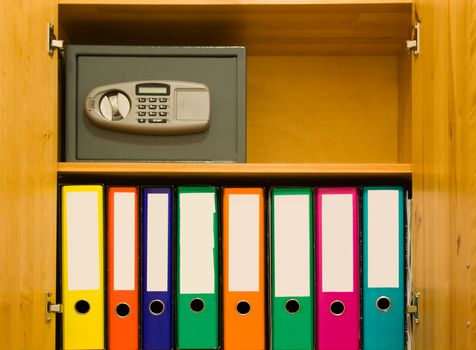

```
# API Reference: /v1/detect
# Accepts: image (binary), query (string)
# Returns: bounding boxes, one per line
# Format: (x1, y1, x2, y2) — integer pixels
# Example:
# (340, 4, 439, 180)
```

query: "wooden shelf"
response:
(59, 0, 412, 4)
(58, 162, 412, 179)
(59, 0, 412, 55)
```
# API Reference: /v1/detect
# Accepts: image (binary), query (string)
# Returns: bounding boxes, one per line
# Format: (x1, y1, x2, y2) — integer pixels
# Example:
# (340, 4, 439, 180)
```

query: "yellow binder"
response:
(62, 185, 105, 349)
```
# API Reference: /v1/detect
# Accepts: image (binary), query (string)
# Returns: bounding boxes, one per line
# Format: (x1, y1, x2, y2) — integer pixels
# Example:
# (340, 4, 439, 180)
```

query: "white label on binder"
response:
(66, 191, 100, 291)
(229, 194, 260, 292)
(180, 192, 216, 294)
(274, 194, 310, 297)
(147, 193, 170, 292)
(368, 190, 400, 288)
(322, 194, 354, 292)
(114, 192, 136, 291)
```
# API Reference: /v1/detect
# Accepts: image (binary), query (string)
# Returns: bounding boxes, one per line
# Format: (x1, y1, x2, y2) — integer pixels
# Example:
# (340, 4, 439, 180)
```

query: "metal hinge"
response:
(407, 292, 421, 325)
(48, 23, 64, 56)
(406, 22, 420, 56)
(45, 291, 63, 323)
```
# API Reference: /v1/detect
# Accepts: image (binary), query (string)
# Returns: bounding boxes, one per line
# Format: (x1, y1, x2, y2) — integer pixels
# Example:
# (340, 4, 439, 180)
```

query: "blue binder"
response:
(142, 188, 173, 350)
(363, 187, 405, 350)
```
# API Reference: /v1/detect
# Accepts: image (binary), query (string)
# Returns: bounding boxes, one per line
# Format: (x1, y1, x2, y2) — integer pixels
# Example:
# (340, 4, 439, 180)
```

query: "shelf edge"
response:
(57, 162, 412, 178)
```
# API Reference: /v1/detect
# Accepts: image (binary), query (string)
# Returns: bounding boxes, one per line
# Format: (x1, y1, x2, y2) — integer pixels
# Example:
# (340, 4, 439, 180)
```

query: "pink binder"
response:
(317, 188, 360, 350)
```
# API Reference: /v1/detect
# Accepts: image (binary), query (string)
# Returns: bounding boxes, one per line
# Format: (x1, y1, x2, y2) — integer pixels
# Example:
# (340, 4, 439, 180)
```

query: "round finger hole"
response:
(190, 298, 205, 313)
(329, 300, 345, 316)
(149, 300, 165, 316)
(75, 300, 90, 315)
(115, 303, 131, 318)
(285, 299, 300, 314)
(236, 301, 251, 315)
(376, 296, 392, 312)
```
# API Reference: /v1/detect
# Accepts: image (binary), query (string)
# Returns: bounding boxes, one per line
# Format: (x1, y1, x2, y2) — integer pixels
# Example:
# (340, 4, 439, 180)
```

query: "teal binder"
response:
(363, 187, 405, 350)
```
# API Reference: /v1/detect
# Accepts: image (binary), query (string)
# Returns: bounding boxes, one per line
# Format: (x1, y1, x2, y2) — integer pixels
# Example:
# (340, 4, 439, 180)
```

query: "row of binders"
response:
(60, 185, 406, 350)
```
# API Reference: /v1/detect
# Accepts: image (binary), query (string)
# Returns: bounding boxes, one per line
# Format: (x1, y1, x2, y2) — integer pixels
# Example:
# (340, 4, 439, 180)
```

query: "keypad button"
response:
(149, 118, 167, 123)
(138, 105, 146, 109)
(149, 112, 157, 116)
(159, 105, 167, 109)
(149, 105, 157, 110)
(138, 98, 146, 103)
(159, 98, 168, 103)
(149, 98, 157, 102)
(138, 111, 146, 116)
(137, 118, 147, 123)
(159, 112, 168, 117)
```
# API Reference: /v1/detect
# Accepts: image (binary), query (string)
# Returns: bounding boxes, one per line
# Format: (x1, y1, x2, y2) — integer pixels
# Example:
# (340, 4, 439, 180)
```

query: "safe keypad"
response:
(136, 97, 169, 123)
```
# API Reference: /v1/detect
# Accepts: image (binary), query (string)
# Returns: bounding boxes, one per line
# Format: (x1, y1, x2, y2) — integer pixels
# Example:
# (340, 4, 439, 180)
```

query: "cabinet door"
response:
(0, 0, 58, 349)
(412, 0, 476, 349)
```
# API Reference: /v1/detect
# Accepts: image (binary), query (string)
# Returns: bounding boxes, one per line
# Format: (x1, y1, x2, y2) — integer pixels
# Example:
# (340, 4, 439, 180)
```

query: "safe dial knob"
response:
(99, 91, 130, 121)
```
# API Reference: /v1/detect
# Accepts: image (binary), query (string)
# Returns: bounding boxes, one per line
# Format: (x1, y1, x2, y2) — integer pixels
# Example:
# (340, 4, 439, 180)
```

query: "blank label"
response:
(367, 190, 400, 288)
(228, 194, 260, 292)
(180, 193, 216, 294)
(322, 194, 354, 293)
(66, 191, 100, 291)
(113, 192, 136, 291)
(274, 194, 310, 297)
(147, 193, 170, 292)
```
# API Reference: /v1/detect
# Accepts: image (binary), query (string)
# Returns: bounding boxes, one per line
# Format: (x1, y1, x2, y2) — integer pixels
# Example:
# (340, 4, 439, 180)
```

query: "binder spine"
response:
(142, 187, 173, 350)
(107, 187, 139, 350)
(61, 185, 105, 350)
(177, 186, 219, 350)
(363, 187, 405, 350)
(223, 188, 265, 350)
(317, 187, 360, 350)
(270, 188, 314, 350)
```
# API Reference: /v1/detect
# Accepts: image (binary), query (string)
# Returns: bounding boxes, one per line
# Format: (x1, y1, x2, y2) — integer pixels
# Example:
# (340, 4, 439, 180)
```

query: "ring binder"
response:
(270, 188, 314, 350)
(223, 188, 265, 350)
(177, 186, 219, 350)
(363, 187, 405, 350)
(61, 185, 105, 350)
(142, 187, 173, 350)
(317, 188, 360, 350)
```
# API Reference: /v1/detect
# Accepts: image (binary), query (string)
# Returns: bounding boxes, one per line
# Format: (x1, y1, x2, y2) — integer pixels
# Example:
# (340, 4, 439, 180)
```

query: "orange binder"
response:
(223, 188, 265, 350)
(107, 187, 139, 350)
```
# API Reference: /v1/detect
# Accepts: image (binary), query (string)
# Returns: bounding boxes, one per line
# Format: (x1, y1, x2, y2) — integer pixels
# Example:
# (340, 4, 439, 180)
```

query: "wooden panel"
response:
(412, 0, 476, 349)
(60, 0, 412, 4)
(448, 0, 476, 348)
(247, 56, 399, 163)
(58, 162, 412, 178)
(58, 2, 411, 55)
(397, 48, 412, 162)
(0, 0, 58, 349)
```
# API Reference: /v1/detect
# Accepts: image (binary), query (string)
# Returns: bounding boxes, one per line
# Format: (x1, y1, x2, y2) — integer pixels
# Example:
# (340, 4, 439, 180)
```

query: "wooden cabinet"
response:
(0, 0, 474, 349)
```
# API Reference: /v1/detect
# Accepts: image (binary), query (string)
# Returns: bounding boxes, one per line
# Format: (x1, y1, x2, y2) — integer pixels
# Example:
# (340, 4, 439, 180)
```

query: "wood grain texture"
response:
(412, 0, 476, 348)
(58, 2, 411, 55)
(57, 162, 411, 178)
(397, 48, 412, 163)
(247, 56, 401, 163)
(0, 0, 58, 349)
(60, 0, 412, 4)
(449, 0, 476, 348)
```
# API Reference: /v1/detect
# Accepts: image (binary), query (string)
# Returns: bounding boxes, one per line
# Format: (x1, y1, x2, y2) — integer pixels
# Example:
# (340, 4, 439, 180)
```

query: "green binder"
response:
(177, 186, 219, 349)
(270, 188, 314, 350)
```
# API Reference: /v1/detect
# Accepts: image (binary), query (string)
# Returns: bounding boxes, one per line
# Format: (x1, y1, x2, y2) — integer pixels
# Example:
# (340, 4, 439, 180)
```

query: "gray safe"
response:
(64, 46, 246, 162)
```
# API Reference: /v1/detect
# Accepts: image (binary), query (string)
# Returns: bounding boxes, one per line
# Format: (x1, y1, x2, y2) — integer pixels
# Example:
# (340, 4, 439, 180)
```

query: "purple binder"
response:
(142, 187, 173, 350)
